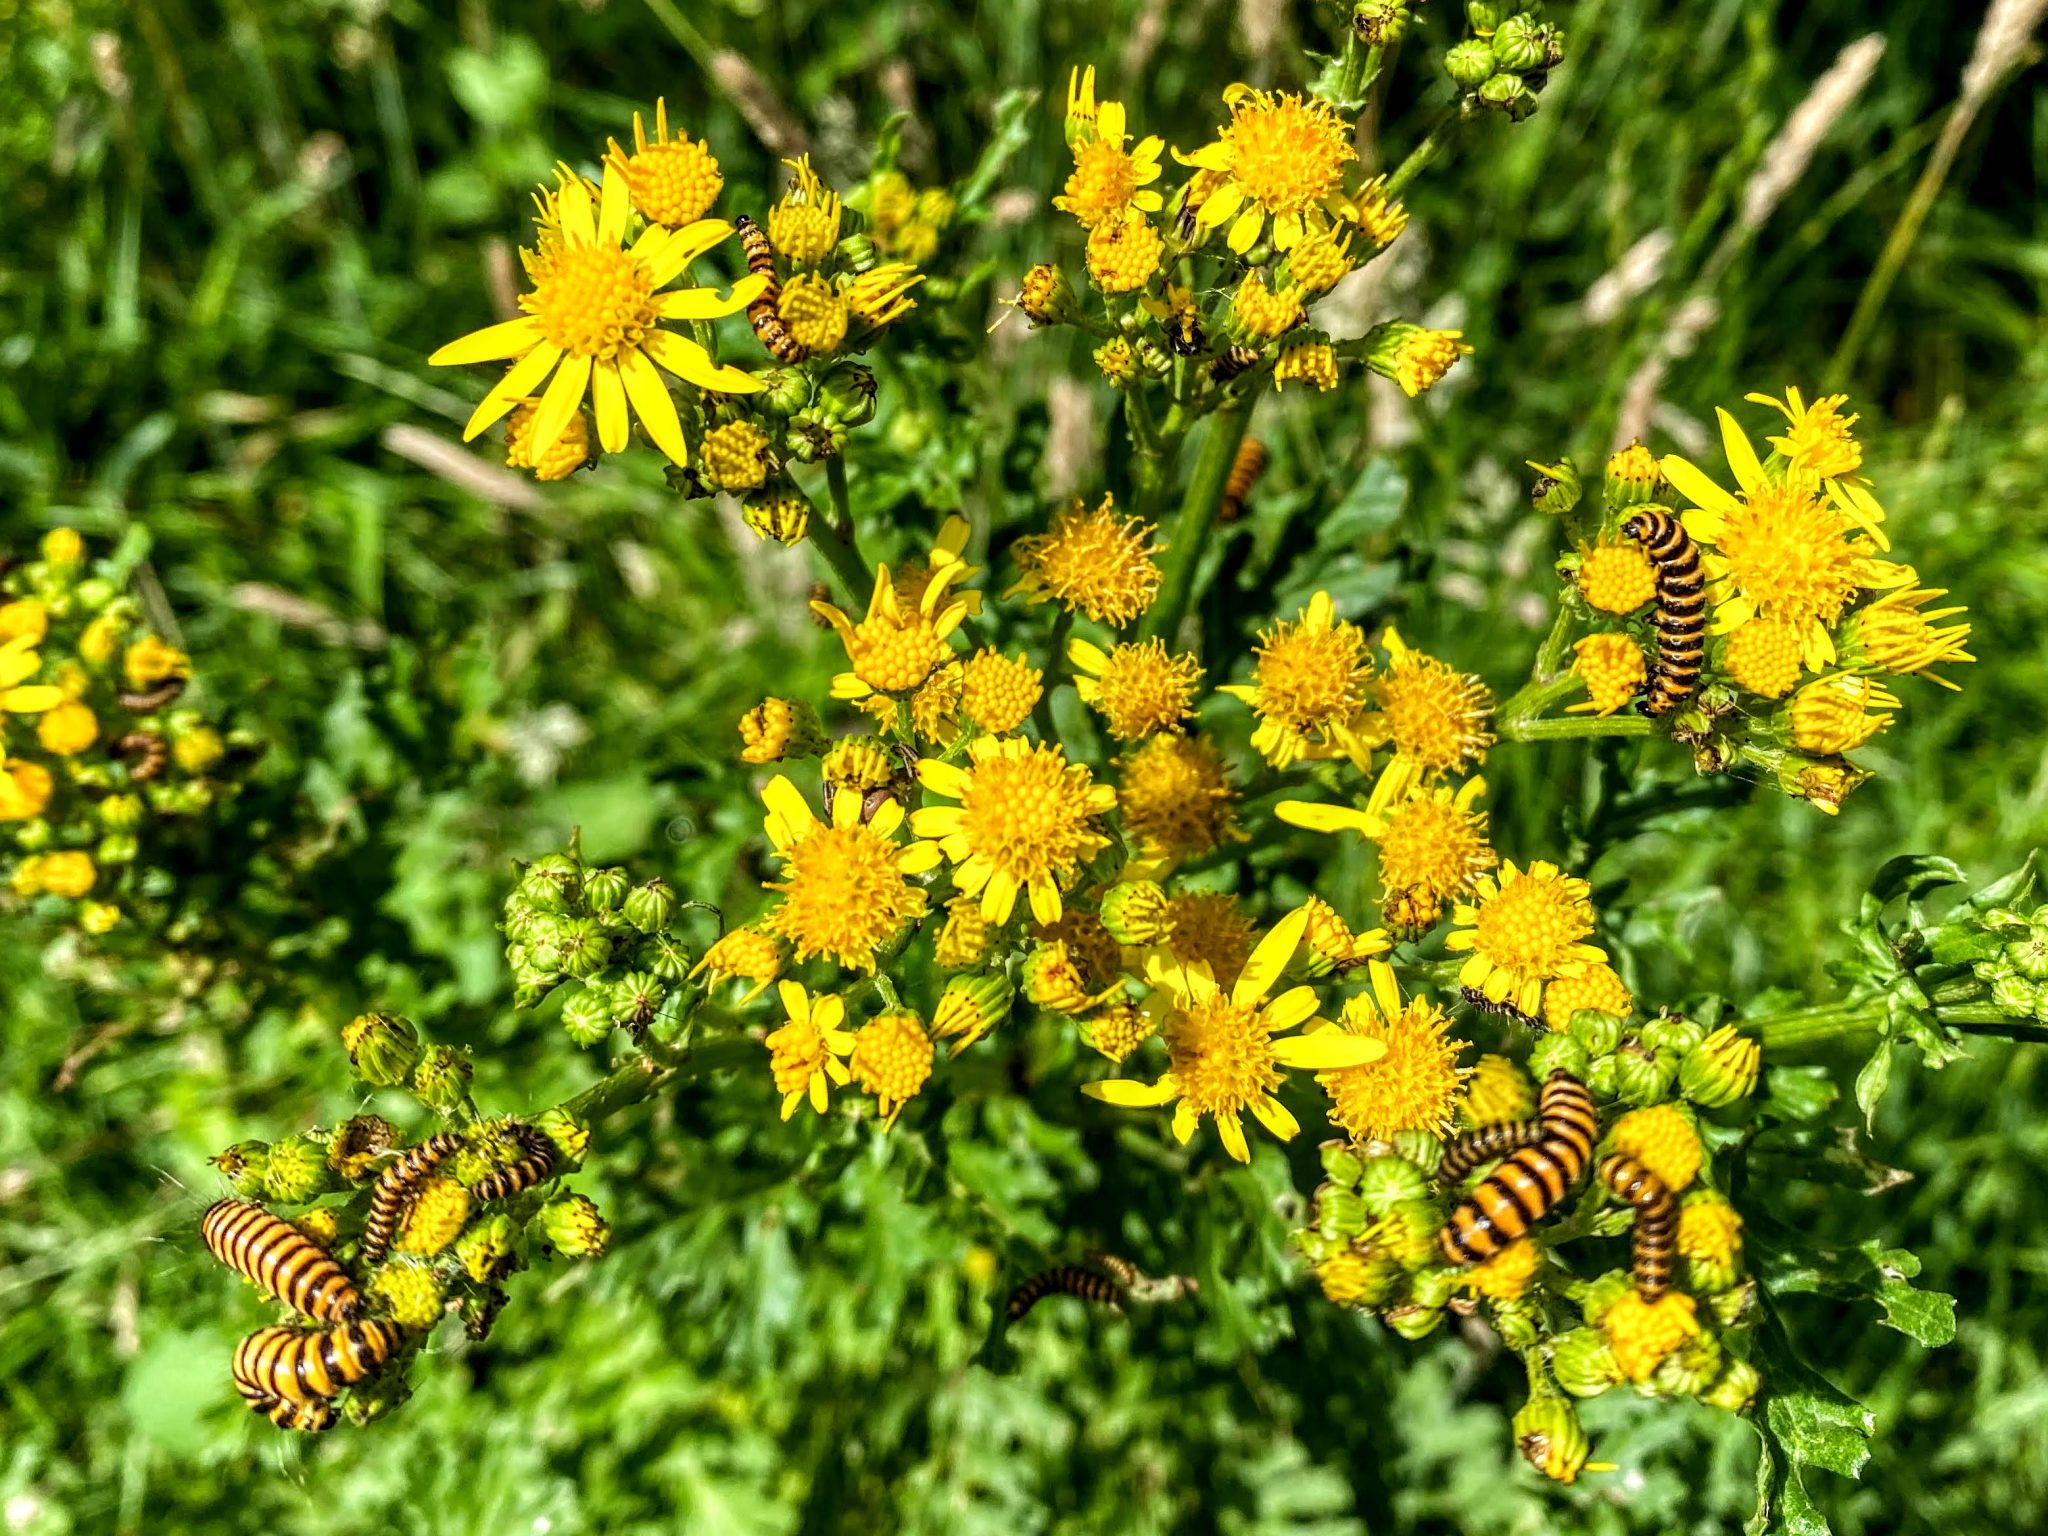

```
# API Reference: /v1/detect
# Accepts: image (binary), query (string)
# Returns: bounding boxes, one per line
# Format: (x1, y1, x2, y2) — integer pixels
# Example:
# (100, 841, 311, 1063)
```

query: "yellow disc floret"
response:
(1609, 1104, 1702, 1192)
(1084, 217, 1164, 294)
(1603, 1290, 1700, 1383)
(849, 1011, 933, 1129)
(1319, 960, 1469, 1141)
(1462, 1237, 1541, 1301)
(1446, 860, 1605, 1020)
(1540, 964, 1634, 1031)
(1117, 733, 1242, 864)
(1578, 541, 1658, 614)
(959, 647, 1044, 735)
(610, 99, 723, 228)
(1008, 494, 1163, 627)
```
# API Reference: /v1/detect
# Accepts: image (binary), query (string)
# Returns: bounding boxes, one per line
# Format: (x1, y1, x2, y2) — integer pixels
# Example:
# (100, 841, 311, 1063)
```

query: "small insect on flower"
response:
(1317, 960, 1471, 1143)
(766, 981, 856, 1120)
(1084, 907, 1387, 1163)
(758, 774, 930, 974)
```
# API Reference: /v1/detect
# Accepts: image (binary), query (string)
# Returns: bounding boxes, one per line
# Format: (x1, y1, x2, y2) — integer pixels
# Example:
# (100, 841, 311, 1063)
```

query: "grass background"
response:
(4, 0, 2048, 1531)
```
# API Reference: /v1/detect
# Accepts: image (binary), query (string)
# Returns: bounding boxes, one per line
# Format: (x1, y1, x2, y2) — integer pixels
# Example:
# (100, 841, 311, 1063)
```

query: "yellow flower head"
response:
(760, 775, 929, 973)
(1540, 963, 1634, 1031)
(610, 99, 723, 229)
(1604, 1290, 1699, 1384)
(1577, 540, 1657, 614)
(1606, 442, 1665, 499)
(767, 981, 856, 1120)
(1298, 895, 1390, 974)
(843, 263, 925, 328)
(121, 634, 190, 693)
(1319, 960, 1470, 1142)
(934, 891, 991, 969)
(0, 635, 63, 717)
(505, 399, 593, 480)
(769, 155, 842, 265)
(909, 736, 1116, 926)
(431, 162, 766, 468)
(1084, 216, 1165, 294)
(1273, 342, 1340, 393)
(1284, 227, 1355, 294)
(0, 600, 49, 645)
(1178, 86, 1356, 254)
(1332, 174, 1409, 251)
(1569, 633, 1647, 717)
(1117, 732, 1243, 865)
(1069, 637, 1203, 741)
(1278, 776, 1495, 917)
(1661, 404, 1909, 670)
(1095, 337, 1139, 384)
(1462, 1053, 1535, 1127)
(910, 659, 964, 745)
(1462, 1237, 1541, 1301)
(1008, 495, 1162, 627)
(1085, 1000, 1158, 1063)
(777, 273, 849, 354)
(1231, 274, 1305, 341)
(1220, 591, 1374, 769)
(1846, 582, 1973, 689)
(1368, 324, 1470, 397)
(1022, 941, 1121, 1015)
(1722, 616, 1803, 699)
(1748, 386, 1861, 483)
(1610, 1103, 1702, 1192)
(850, 1010, 933, 1129)
(1445, 860, 1605, 1020)
(27, 849, 97, 899)
(36, 700, 98, 757)
(1362, 627, 1495, 815)
(738, 697, 825, 766)
(812, 553, 973, 704)
(1677, 1192, 1744, 1271)
(1084, 907, 1386, 1162)
(0, 761, 54, 821)
(1053, 67, 1166, 230)
(1163, 889, 1256, 987)
(1789, 674, 1899, 756)
(959, 647, 1044, 735)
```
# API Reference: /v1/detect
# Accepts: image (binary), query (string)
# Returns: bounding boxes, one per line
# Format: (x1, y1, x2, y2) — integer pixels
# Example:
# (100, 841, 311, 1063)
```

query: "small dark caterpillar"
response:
(1218, 436, 1269, 525)
(1436, 1118, 1547, 1185)
(1210, 345, 1258, 383)
(1007, 1263, 1126, 1321)
(1086, 1251, 1141, 1289)
(466, 1124, 556, 1204)
(1439, 1073, 1598, 1266)
(231, 1319, 404, 1431)
(735, 215, 808, 364)
(464, 1285, 510, 1342)
(1621, 508, 1706, 716)
(114, 730, 168, 783)
(1598, 1153, 1678, 1300)
(119, 678, 186, 714)
(358, 1131, 463, 1268)
(1459, 985, 1543, 1030)
(202, 1199, 361, 1322)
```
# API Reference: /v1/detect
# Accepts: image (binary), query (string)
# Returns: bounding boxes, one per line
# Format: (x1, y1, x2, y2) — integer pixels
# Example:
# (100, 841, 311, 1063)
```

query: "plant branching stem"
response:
(1142, 394, 1255, 643)
(561, 1035, 759, 1127)
(805, 460, 872, 603)
(1383, 109, 1460, 199)
(1496, 671, 1656, 742)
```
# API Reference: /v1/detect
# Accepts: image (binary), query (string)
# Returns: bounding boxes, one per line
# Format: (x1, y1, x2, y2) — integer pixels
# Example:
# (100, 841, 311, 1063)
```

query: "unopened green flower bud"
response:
(1018, 263, 1081, 328)
(501, 898, 540, 945)
(557, 916, 612, 979)
(1513, 1393, 1590, 1484)
(538, 1193, 611, 1258)
(581, 866, 630, 915)
(933, 971, 1015, 1050)
(327, 1114, 398, 1182)
(342, 1367, 414, 1426)
(1478, 71, 1531, 111)
(1319, 1139, 1366, 1189)
(1352, 0, 1409, 46)
(341, 1011, 421, 1087)
(209, 1140, 272, 1199)
(520, 853, 583, 914)
(369, 1259, 446, 1331)
(1316, 1183, 1371, 1242)
(1491, 1297, 1542, 1349)
(818, 364, 878, 428)
(1491, 13, 1545, 69)
(1650, 1330, 1723, 1398)
(561, 986, 615, 1048)
(1679, 1024, 1761, 1108)
(836, 232, 878, 272)
(1358, 1155, 1430, 1216)
(1530, 1031, 1590, 1081)
(1642, 1015, 1705, 1056)
(98, 793, 144, 831)
(788, 407, 849, 462)
(1569, 1008, 1624, 1058)
(757, 366, 813, 418)
(1700, 1356, 1762, 1413)
(1569, 1269, 1636, 1325)
(1613, 1040, 1678, 1106)
(634, 932, 693, 983)
(1584, 1052, 1620, 1099)
(1709, 1280, 1757, 1328)
(622, 879, 678, 935)
(1445, 39, 1497, 87)
(457, 1213, 521, 1283)
(1385, 1302, 1444, 1340)
(1410, 1264, 1459, 1309)
(1604, 443, 1666, 506)
(1374, 1199, 1443, 1268)
(12, 817, 52, 852)
(1099, 880, 1171, 945)
(1390, 1130, 1443, 1170)
(264, 1135, 341, 1204)
(412, 1045, 474, 1113)
(94, 832, 137, 867)
(1528, 458, 1581, 515)
(397, 1177, 472, 1256)
(535, 1107, 592, 1172)
(1467, 0, 1505, 32)
(2005, 929, 2048, 981)
(1990, 971, 2042, 1017)
(607, 970, 668, 1030)
(1551, 1326, 1623, 1397)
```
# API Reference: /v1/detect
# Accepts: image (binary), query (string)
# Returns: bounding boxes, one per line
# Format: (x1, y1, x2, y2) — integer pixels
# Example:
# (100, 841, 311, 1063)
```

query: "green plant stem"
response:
(805, 461, 872, 603)
(1748, 997, 2048, 1051)
(561, 1035, 758, 1127)
(1031, 608, 1074, 741)
(1382, 109, 1460, 199)
(1495, 671, 1657, 742)
(1141, 394, 1256, 643)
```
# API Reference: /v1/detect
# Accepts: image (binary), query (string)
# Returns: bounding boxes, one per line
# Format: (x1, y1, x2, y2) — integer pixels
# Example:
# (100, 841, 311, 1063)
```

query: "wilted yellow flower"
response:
(1162, 889, 1255, 987)
(759, 774, 929, 973)
(1085, 1000, 1157, 1063)
(1220, 591, 1374, 769)
(959, 647, 1044, 735)
(1540, 964, 1634, 1031)
(1789, 674, 1899, 756)
(767, 981, 856, 1120)
(1085, 907, 1385, 1162)
(1053, 67, 1166, 230)
(1272, 342, 1339, 393)
(1117, 733, 1242, 865)
(1577, 541, 1657, 614)
(850, 1011, 933, 1129)
(1298, 895, 1390, 973)
(1084, 217, 1164, 294)
(1361, 627, 1494, 816)
(608, 98, 723, 229)
(769, 155, 842, 264)
(1177, 85, 1356, 254)
(1445, 860, 1605, 1020)
(122, 634, 190, 693)
(910, 659, 964, 744)
(1069, 637, 1202, 741)
(1846, 582, 1973, 689)
(1008, 495, 1162, 626)
(1569, 633, 1647, 717)
(1318, 960, 1470, 1142)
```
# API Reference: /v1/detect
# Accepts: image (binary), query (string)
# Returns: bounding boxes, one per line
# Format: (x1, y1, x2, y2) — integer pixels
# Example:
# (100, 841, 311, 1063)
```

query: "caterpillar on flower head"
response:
(1436, 1118, 1546, 1184)
(1210, 345, 1258, 383)
(1620, 508, 1706, 716)
(231, 1319, 404, 1432)
(1598, 1153, 1678, 1299)
(735, 215, 809, 364)
(1438, 1073, 1598, 1265)
(202, 1199, 361, 1322)
(119, 678, 186, 714)
(358, 1131, 463, 1268)
(115, 730, 169, 782)
(1006, 1262, 1126, 1321)
(466, 1124, 557, 1204)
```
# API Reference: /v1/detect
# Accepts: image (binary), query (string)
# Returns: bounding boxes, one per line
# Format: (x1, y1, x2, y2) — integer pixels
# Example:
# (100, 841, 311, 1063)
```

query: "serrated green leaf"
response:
(1761, 1066, 1838, 1124)
(1858, 1241, 1958, 1347)
(1853, 1040, 1892, 1130)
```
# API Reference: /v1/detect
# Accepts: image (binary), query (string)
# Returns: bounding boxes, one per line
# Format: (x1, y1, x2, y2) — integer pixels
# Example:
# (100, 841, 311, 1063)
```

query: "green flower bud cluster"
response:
(1295, 1139, 1459, 1334)
(1966, 905, 2048, 1023)
(1561, 1007, 1759, 1111)
(1449, 6, 1565, 121)
(501, 841, 694, 1047)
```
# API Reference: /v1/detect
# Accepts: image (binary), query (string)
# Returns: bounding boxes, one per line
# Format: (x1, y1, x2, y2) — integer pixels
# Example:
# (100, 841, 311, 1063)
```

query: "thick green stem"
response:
(1495, 671, 1657, 742)
(560, 1035, 758, 1127)
(1031, 608, 1075, 742)
(1141, 394, 1256, 643)
(805, 461, 872, 604)
(1748, 999, 1887, 1052)
(1383, 110, 1459, 199)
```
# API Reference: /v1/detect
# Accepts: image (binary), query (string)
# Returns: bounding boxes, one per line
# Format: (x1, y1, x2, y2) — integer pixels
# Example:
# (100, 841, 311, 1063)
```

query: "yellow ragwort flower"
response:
(0, 761, 54, 821)
(769, 155, 842, 265)
(1231, 274, 1305, 341)
(822, 737, 897, 797)
(767, 981, 856, 1120)
(1462, 1053, 1535, 1127)
(1361, 627, 1495, 817)
(1278, 777, 1496, 919)
(0, 635, 63, 718)
(1177, 86, 1356, 254)
(812, 553, 973, 708)
(910, 659, 964, 745)
(1445, 860, 1605, 1020)
(1610, 1104, 1702, 1192)
(849, 1010, 933, 1129)
(934, 891, 991, 969)
(1008, 495, 1162, 627)
(1095, 337, 1139, 384)
(1284, 227, 1355, 294)
(1333, 175, 1408, 251)
(739, 697, 824, 765)
(1677, 1192, 1744, 1271)
(1069, 637, 1202, 741)
(609, 98, 723, 229)
(759, 774, 929, 973)
(1272, 342, 1340, 393)
(505, 399, 593, 480)
(959, 647, 1044, 735)
(1117, 732, 1243, 865)
(1748, 386, 1861, 483)
(0, 599, 49, 645)
(1318, 959, 1470, 1142)
(1084, 907, 1385, 1162)
(1085, 1000, 1157, 1063)
(1846, 581, 1974, 689)
(1788, 674, 1899, 756)
(1577, 540, 1657, 614)
(1604, 1290, 1700, 1384)
(122, 634, 189, 691)
(1053, 67, 1166, 230)
(431, 162, 766, 468)
(1299, 895, 1391, 974)
(908, 735, 1116, 925)
(36, 700, 97, 757)
(1540, 963, 1634, 1031)
(777, 274, 849, 354)
(1220, 590, 1374, 769)
(842, 262, 924, 328)
(1370, 325, 1470, 397)
(1569, 633, 1647, 717)
(1722, 616, 1803, 699)
(1084, 217, 1165, 294)
(1162, 888, 1256, 987)
(1462, 1237, 1541, 1301)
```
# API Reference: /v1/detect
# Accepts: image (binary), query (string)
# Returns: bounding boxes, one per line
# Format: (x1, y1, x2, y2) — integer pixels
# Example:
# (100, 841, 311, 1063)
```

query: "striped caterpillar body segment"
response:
(1086, 1251, 1140, 1289)
(1438, 1073, 1599, 1266)
(114, 730, 169, 782)
(1459, 986, 1541, 1029)
(202, 1199, 361, 1323)
(1621, 509, 1706, 716)
(119, 678, 186, 714)
(466, 1124, 557, 1204)
(1006, 1263, 1126, 1321)
(735, 215, 808, 364)
(1210, 345, 1258, 383)
(1436, 1118, 1546, 1185)
(358, 1131, 463, 1268)
(1217, 437, 1269, 525)
(231, 1319, 404, 1432)
(1597, 1154, 1678, 1300)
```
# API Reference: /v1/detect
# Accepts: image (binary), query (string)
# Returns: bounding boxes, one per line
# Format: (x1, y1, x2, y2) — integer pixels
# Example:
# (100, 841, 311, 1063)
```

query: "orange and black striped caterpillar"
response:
(466, 1124, 556, 1204)
(1439, 1073, 1599, 1265)
(357, 1131, 464, 1268)
(1210, 345, 1258, 383)
(119, 678, 186, 714)
(202, 1199, 361, 1322)
(1218, 436, 1268, 525)
(1435, 1118, 1545, 1184)
(1621, 508, 1706, 716)
(231, 1319, 405, 1432)
(1597, 1153, 1678, 1299)
(735, 215, 808, 364)
(114, 730, 168, 782)
(1006, 1262, 1126, 1321)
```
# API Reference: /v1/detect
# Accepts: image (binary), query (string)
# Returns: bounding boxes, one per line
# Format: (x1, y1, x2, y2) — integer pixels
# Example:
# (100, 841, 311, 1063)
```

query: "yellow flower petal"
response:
(1716, 407, 1765, 495)
(1233, 905, 1310, 1007)
(617, 348, 690, 465)
(1272, 1033, 1386, 1070)
(1082, 1076, 1180, 1107)
(592, 360, 630, 454)
(463, 343, 562, 441)
(429, 316, 544, 367)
